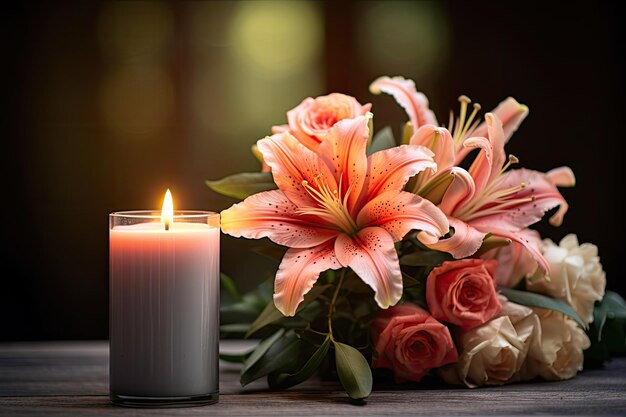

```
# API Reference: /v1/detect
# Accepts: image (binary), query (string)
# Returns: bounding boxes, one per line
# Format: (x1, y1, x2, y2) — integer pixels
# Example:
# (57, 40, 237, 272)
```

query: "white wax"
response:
(109, 221, 219, 397)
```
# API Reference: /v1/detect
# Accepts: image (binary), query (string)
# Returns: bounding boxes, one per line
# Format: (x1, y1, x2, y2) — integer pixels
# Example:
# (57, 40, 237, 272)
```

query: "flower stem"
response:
(327, 269, 346, 341)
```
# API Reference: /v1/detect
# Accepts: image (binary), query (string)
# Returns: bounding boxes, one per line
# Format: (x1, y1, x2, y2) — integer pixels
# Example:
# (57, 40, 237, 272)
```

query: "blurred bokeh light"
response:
(97, 1, 174, 65)
(357, 1, 449, 83)
(2, 0, 624, 341)
(188, 1, 323, 140)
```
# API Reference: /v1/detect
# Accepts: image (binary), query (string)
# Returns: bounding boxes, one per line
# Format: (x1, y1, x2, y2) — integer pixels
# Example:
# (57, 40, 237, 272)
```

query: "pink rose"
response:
(272, 93, 371, 151)
(426, 259, 502, 330)
(371, 303, 458, 383)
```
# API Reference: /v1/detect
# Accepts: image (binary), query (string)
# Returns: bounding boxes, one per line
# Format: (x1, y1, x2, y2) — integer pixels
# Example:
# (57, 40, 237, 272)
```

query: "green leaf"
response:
(220, 302, 262, 325)
(206, 171, 277, 199)
(245, 302, 284, 338)
(242, 329, 285, 375)
(401, 121, 413, 144)
(599, 319, 626, 353)
(401, 271, 419, 287)
(221, 279, 276, 325)
(416, 169, 455, 205)
(245, 283, 331, 338)
(252, 279, 275, 304)
(296, 300, 324, 322)
(594, 291, 626, 334)
(333, 341, 372, 400)
(219, 350, 252, 363)
(241, 286, 272, 309)
(592, 291, 626, 350)
(220, 323, 250, 333)
(342, 271, 374, 294)
(585, 291, 626, 366)
(269, 336, 331, 389)
(402, 272, 428, 309)
(499, 287, 586, 328)
(474, 235, 511, 257)
(221, 272, 242, 302)
(367, 126, 396, 155)
(400, 250, 452, 267)
(322, 269, 337, 284)
(241, 330, 301, 386)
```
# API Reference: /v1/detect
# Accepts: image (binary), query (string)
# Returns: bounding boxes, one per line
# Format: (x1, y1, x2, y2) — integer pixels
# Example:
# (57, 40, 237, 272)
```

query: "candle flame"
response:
(161, 189, 174, 229)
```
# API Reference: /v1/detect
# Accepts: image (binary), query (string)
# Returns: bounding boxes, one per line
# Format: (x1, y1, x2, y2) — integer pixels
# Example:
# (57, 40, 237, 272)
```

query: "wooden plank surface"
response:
(0, 341, 625, 416)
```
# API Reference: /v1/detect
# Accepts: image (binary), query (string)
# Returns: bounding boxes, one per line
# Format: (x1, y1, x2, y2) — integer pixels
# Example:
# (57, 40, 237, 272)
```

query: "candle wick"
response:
(165, 220, 170, 231)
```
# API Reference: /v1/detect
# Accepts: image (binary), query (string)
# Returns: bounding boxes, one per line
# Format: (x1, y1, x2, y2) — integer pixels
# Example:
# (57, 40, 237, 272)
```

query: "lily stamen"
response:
(463, 196, 536, 221)
(499, 155, 520, 176)
(457, 181, 528, 220)
(459, 103, 482, 142)
(450, 96, 482, 148)
(299, 176, 358, 234)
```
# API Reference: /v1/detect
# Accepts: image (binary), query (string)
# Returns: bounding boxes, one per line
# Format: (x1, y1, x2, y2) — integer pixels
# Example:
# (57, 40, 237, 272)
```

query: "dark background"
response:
(2, 1, 624, 341)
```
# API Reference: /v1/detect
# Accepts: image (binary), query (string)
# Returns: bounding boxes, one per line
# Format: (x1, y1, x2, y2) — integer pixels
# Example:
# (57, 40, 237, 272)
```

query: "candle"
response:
(109, 190, 220, 407)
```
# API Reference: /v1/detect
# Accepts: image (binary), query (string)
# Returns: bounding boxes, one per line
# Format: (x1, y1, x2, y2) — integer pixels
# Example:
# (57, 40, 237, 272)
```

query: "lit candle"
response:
(109, 190, 220, 407)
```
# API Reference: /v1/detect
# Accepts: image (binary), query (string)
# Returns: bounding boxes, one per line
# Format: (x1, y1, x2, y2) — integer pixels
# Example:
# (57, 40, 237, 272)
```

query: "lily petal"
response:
(335, 227, 403, 309)
(470, 168, 570, 229)
(257, 132, 338, 209)
(356, 190, 449, 242)
(482, 225, 549, 274)
(472, 97, 529, 144)
(482, 229, 541, 287)
(369, 76, 438, 129)
(409, 125, 455, 173)
(425, 217, 487, 258)
(365, 144, 437, 202)
(220, 189, 338, 248)
(273, 241, 342, 316)
(318, 115, 370, 211)
(438, 167, 476, 216)
(466, 113, 506, 195)
(546, 166, 576, 187)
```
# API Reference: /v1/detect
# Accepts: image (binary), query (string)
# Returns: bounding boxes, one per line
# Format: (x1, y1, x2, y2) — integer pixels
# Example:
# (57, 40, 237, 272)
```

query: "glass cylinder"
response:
(109, 210, 220, 407)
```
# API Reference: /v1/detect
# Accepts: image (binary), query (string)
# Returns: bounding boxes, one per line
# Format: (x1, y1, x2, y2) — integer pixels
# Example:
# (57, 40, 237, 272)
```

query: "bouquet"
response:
(208, 76, 626, 401)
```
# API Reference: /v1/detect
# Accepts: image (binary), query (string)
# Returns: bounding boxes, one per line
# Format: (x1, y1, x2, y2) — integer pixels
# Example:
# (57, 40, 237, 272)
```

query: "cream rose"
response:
(272, 93, 371, 151)
(523, 308, 590, 381)
(526, 234, 606, 326)
(439, 296, 542, 387)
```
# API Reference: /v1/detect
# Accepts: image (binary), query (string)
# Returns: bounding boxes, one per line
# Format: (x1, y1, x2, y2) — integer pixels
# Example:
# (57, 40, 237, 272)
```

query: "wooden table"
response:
(1, 341, 625, 416)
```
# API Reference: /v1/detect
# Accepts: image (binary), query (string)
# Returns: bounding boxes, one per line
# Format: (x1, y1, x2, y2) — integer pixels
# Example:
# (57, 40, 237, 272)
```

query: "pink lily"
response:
(370, 76, 529, 166)
(481, 229, 543, 288)
(369, 76, 574, 272)
(221, 115, 449, 316)
(427, 114, 575, 272)
(369, 76, 438, 129)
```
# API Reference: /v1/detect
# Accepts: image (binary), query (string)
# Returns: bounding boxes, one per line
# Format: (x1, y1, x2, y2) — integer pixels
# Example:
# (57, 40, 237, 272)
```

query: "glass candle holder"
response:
(109, 210, 220, 407)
